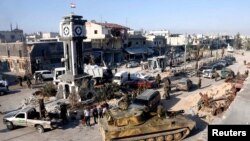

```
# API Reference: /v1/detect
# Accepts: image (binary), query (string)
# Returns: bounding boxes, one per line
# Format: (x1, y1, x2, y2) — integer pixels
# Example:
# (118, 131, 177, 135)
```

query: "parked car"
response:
(3, 107, 58, 133)
(176, 78, 193, 91)
(0, 84, 8, 95)
(220, 68, 235, 79)
(123, 79, 156, 89)
(34, 70, 53, 81)
(126, 61, 140, 68)
(202, 69, 216, 79)
(212, 63, 224, 70)
(199, 65, 214, 72)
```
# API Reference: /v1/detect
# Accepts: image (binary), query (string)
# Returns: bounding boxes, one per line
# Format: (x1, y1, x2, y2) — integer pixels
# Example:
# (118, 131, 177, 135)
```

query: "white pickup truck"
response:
(3, 107, 57, 133)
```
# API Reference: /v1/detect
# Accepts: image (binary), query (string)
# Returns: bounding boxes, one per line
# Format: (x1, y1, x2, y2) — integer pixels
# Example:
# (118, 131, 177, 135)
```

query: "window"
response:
(94, 30, 98, 34)
(154, 41, 157, 45)
(16, 113, 25, 118)
(19, 50, 22, 58)
(143, 41, 145, 45)
(136, 42, 138, 45)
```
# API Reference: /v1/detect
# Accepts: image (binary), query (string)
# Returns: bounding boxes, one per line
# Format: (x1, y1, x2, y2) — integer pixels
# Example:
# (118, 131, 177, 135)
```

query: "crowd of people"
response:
(81, 102, 109, 127)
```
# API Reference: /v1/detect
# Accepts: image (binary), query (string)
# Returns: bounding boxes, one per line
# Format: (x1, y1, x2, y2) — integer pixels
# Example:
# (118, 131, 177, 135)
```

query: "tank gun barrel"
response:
(166, 110, 185, 117)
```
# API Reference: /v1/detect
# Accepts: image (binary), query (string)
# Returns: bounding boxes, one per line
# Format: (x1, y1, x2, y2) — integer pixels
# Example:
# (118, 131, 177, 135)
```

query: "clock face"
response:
(74, 26, 82, 36)
(63, 26, 70, 36)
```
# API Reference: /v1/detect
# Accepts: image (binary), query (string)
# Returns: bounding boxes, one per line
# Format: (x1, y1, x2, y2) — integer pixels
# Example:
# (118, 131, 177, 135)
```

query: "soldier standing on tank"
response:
(198, 77, 202, 89)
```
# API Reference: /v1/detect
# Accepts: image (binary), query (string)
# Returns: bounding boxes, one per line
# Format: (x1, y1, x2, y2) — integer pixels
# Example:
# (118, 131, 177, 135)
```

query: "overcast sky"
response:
(0, 0, 250, 35)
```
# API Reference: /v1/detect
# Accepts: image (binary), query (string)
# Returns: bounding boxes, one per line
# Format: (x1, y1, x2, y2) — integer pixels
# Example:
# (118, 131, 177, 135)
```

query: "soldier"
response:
(163, 86, 170, 100)
(155, 74, 161, 88)
(157, 103, 165, 118)
(214, 71, 219, 81)
(245, 70, 249, 76)
(198, 77, 202, 89)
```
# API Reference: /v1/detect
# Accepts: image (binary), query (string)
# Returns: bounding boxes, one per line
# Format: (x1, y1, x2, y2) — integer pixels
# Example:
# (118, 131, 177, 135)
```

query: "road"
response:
(0, 50, 249, 141)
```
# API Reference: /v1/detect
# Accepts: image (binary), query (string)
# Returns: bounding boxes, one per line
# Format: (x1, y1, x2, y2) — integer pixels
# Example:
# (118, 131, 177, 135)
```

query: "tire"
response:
(36, 125, 44, 133)
(6, 121, 14, 130)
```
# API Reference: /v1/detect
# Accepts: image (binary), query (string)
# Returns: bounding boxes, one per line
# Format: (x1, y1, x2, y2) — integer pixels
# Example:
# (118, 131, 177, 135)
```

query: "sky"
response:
(0, 0, 250, 35)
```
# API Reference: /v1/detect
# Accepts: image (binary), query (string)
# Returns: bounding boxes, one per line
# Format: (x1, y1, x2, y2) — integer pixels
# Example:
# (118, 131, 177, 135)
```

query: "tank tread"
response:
(112, 127, 190, 141)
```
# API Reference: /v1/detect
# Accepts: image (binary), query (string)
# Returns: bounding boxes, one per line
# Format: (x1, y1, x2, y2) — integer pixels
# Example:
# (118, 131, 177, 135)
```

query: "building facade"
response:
(84, 21, 128, 66)
(0, 41, 64, 75)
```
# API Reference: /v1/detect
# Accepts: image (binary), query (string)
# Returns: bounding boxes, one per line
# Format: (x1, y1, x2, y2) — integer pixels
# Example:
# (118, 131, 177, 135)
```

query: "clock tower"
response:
(59, 14, 86, 76)
(57, 14, 91, 100)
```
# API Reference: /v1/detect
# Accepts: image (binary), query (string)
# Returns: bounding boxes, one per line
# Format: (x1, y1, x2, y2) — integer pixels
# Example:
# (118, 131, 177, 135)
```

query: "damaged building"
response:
(84, 21, 129, 67)
(0, 41, 64, 75)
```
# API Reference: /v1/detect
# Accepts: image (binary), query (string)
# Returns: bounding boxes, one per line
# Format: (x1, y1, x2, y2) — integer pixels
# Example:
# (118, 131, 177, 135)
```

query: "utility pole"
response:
(184, 33, 188, 70)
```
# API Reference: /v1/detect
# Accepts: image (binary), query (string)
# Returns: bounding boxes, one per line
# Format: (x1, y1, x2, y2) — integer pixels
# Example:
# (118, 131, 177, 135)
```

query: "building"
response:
(0, 41, 64, 75)
(0, 42, 30, 74)
(145, 34, 167, 55)
(0, 28, 25, 43)
(124, 34, 153, 60)
(84, 21, 129, 66)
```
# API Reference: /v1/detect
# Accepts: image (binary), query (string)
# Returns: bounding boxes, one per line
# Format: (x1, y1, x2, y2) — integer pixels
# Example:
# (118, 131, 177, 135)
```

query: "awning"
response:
(125, 47, 154, 55)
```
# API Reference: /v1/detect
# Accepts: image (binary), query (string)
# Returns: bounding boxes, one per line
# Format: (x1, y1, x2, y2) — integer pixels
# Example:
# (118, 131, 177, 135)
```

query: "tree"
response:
(243, 38, 250, 50)
(234, 33, 242, 49)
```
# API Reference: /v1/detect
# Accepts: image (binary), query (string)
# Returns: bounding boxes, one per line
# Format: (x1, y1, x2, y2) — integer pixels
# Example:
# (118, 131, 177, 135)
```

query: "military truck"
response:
(3, 107, 58, 133)
(99, 89, 196, 141)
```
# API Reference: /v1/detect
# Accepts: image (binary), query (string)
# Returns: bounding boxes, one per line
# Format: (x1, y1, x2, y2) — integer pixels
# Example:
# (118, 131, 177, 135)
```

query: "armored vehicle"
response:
(99, 89, 196, 141)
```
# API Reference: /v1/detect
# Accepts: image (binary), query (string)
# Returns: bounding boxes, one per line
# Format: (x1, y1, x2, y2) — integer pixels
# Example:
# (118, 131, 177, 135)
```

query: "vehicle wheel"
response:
(36, 125, 44, 133)
(6, 121, 14, 130)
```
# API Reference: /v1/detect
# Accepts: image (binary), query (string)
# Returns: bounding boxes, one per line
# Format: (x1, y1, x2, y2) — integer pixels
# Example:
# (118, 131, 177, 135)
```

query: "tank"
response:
(99, 105, 196, 141)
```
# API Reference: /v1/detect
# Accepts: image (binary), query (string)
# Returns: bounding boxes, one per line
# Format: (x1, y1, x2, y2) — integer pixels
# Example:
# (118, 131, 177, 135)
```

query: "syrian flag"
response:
(70, 3, 76, 8)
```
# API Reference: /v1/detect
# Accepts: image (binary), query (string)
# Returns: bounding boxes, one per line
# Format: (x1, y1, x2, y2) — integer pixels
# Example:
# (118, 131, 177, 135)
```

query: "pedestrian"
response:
(198, 77, 202, 89)
(98, 106, 103, 118)
(128, 72, 131, 81)
(26, 77, 32, 89)
(92, 106, 98, 124)
(102, 106, 107, 117)
(60, 104, 68, 124)
(84, 108, 91, 126)
(17, 76, 23, 87)
(35, 73, 39, 84)
(155, 74, 161, 88)
(4, 79, 9, 91)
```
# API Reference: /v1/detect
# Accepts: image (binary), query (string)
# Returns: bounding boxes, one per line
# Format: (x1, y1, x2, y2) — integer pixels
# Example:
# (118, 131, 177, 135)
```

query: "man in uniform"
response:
(214, 71, 219, 81)
(157, 103, 165, 118)
(164, 81, 170, 100)
(155, 74, 161, 88)
(198, 77, 201, 89)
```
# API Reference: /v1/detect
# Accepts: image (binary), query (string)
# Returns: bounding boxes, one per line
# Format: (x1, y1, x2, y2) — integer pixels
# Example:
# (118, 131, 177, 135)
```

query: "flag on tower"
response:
(70, 3, 76, 8)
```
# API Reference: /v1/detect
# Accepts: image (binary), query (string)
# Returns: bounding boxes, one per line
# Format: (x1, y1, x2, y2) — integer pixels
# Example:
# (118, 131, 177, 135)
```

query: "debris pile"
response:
(197, 83, 239, 119)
